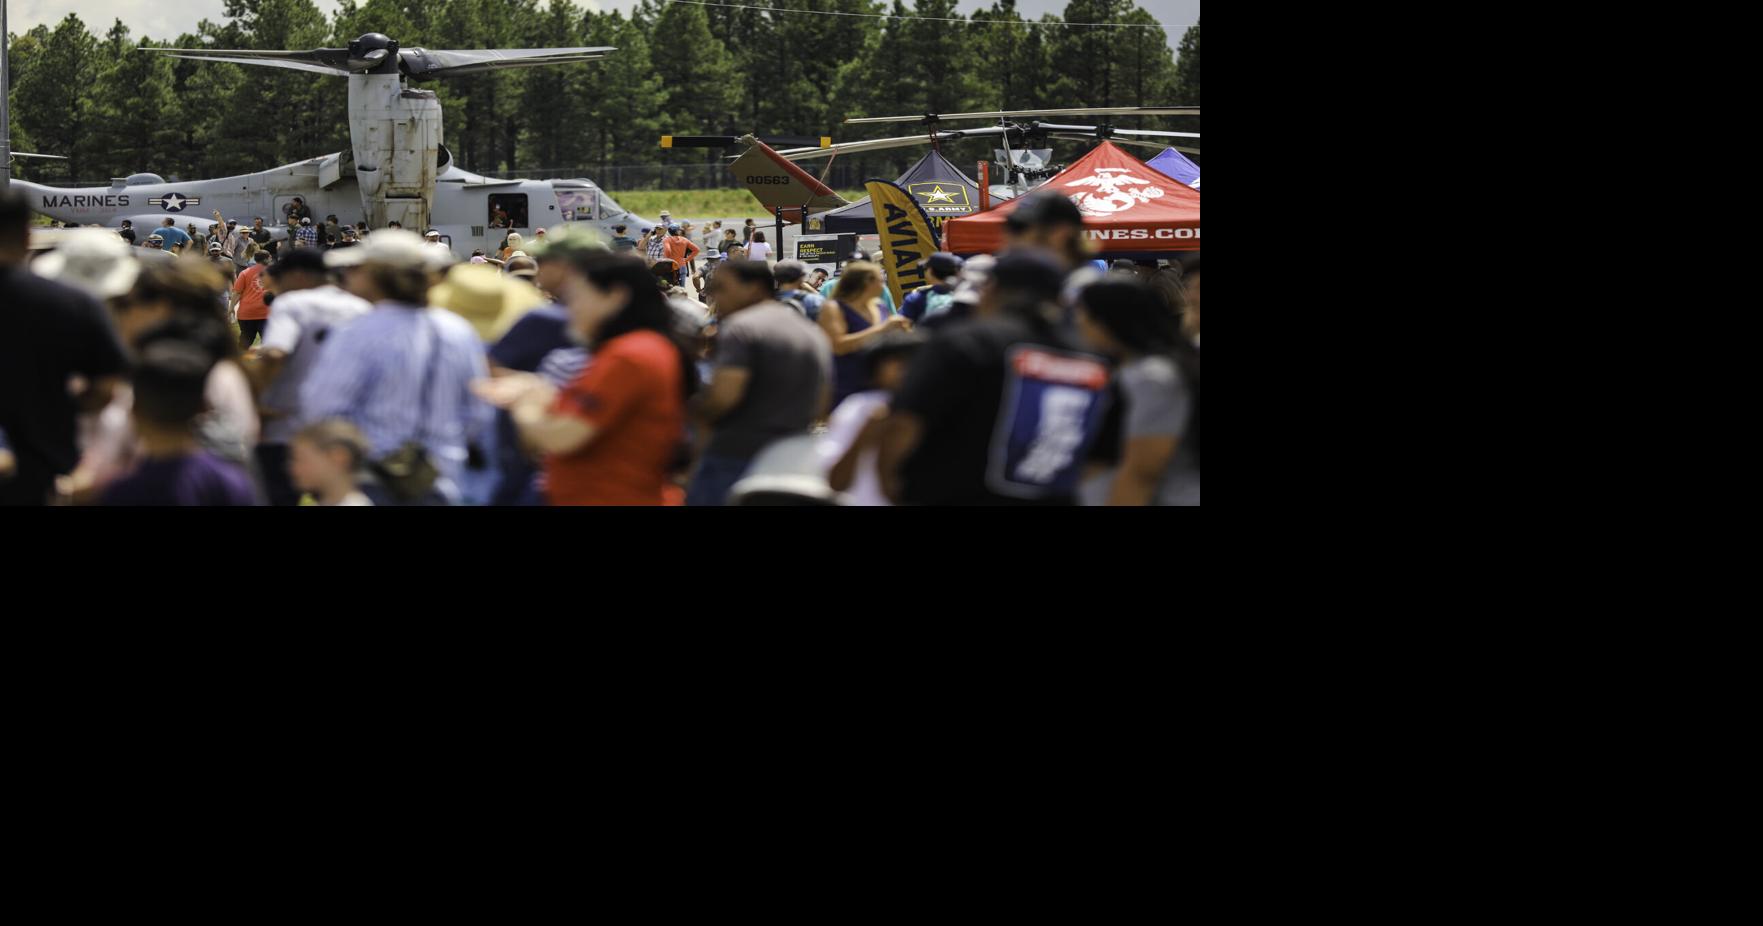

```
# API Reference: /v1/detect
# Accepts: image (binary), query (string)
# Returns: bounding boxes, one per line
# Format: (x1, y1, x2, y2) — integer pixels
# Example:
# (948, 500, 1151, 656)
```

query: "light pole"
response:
(2, 0, 10, 192)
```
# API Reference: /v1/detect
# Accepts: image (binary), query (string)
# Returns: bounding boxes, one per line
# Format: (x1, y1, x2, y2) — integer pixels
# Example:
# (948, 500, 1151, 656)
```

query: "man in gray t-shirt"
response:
(689, 260, 832, 506)
(1079, 355, 1200, 507)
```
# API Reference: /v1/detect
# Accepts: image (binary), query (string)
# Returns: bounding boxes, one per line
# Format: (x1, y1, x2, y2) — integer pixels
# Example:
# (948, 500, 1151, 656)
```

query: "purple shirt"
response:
(100, 450, 261, 506)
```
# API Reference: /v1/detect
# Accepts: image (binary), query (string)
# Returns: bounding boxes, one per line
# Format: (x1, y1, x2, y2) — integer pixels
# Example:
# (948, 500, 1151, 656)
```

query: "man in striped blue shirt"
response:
(300, 230, 492, 505)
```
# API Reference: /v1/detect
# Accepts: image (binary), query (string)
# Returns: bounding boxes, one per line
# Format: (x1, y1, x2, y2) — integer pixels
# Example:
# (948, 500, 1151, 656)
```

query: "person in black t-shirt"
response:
(249, 217, 273, 259)
(876, 250, 1113, 506)
(281, 197, 313, 225)
(0, 191, 131, 506)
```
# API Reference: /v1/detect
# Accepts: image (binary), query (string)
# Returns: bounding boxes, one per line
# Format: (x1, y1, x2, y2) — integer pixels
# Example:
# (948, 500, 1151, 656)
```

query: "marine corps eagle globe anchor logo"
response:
(1062, 168, 1164, 217)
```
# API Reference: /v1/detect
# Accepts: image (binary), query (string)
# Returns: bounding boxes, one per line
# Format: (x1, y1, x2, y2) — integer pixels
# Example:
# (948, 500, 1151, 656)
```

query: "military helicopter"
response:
(666, 107, 1198, 220)
(10, 33, 655, 257)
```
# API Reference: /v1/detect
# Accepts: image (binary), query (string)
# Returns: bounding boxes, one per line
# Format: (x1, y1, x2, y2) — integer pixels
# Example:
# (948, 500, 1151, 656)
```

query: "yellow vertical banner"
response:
(864, 179, 940, 310)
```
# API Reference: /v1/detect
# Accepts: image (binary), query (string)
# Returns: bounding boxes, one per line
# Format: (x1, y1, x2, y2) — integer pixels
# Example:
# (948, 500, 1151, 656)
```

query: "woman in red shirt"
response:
(473, 253, 698, 505)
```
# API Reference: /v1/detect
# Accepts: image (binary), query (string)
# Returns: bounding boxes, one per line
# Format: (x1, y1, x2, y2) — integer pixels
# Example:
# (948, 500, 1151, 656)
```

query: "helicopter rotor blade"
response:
(845, 106, 1198, 125)
(149, 46, 355, 73)
(774, 126, 1014, 160)
(1035, 122, 1200, 140)
(158, 52, 354, 75)
(401, 46, 615, 78)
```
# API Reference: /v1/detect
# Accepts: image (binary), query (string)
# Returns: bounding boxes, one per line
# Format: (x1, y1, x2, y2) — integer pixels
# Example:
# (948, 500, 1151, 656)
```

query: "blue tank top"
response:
(832, 300, 877, 405)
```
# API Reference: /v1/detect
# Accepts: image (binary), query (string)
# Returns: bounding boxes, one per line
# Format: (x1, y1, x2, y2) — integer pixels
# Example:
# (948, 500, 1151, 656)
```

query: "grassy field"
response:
(24, 188, 864, 225)
(612, 189, 866, 219)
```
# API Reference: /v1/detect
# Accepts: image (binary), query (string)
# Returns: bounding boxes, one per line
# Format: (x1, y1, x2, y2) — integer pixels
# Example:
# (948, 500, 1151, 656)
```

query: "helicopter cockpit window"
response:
(488, 194, 528, 229)
(598, 191, 626, 220)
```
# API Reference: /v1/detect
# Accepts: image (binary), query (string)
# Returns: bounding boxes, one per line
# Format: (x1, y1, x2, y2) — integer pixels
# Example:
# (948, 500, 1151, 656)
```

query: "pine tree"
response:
(168, 26, 249, 182)
(758, 1, 878, 142)
(969, 1, 1027, 113)
(584, 12, 667, 178)
(1050, 0, 1133, 109)
(648, 1, 739, 132)
(6, 28, 47, 180)
(11, 15, 99, 182)
(647, 0, 739, 188)
(1172, 18, 1199, 105)
(432, 0, 525, 172)
(209, 0, 345, 174)
(89, 33, 182, 180)
(518, 0, 593, 170)
(704, 0, 775, 130)
(830, 0, 914, 179)
(902, 0, 979, 117)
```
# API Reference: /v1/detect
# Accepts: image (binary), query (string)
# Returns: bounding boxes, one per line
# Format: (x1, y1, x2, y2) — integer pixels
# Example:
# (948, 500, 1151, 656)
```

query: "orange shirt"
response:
(546, 330, 685, 505)
(662, 235, 700, 266)
(233, 264, 270, 321)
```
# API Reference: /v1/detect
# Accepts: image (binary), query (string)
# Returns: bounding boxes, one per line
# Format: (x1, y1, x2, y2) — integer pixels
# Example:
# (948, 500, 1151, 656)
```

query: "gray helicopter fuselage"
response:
(16, 155, 656, 259)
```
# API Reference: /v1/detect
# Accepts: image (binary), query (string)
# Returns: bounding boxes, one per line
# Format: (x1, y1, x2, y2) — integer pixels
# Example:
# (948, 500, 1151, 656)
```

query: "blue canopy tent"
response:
(1147, 148, 1201, 190)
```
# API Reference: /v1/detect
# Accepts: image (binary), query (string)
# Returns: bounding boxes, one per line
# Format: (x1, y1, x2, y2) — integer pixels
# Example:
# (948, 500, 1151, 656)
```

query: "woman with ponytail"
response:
(473, 252, 698, 505)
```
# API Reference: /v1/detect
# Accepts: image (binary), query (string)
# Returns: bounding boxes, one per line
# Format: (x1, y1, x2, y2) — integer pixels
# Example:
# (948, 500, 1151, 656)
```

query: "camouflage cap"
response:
(528, 224, 608, 263)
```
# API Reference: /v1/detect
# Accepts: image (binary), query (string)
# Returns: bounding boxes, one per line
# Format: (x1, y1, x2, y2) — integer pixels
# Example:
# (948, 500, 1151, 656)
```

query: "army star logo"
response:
(907, 181, 969, 211)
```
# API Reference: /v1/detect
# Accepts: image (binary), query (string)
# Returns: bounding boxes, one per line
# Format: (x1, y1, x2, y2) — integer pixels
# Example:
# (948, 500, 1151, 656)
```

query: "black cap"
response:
(921, 251, 964, 279)
(990, 250, 1066, 302)
(266, 247, 329, 278)
(1005, 190, 1085, 232)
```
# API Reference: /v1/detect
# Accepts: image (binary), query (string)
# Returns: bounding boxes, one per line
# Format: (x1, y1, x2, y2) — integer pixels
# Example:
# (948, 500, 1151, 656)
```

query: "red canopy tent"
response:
(943, 141, 1201, 257)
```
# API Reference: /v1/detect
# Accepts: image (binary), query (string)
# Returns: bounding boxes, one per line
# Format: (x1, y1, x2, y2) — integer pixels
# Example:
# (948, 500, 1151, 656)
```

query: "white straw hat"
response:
(32, 228, 141, 299)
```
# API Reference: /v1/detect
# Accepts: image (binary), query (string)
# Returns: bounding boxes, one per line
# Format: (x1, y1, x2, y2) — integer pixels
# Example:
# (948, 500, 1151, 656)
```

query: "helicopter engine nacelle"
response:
(347, 73, 441, 230)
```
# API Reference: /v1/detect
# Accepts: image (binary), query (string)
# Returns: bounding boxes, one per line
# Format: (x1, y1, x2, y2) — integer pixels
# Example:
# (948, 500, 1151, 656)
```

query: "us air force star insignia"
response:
(150, 193, 199, 212)
(923, 185, 957, 204)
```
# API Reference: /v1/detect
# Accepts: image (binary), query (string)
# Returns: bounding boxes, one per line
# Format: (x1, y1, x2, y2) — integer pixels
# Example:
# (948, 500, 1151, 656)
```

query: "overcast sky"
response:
(9, 0, 1196, 55)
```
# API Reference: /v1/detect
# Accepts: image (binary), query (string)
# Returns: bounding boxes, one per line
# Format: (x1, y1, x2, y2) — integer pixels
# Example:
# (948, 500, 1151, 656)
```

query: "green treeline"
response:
(7, 0, 1196, 190)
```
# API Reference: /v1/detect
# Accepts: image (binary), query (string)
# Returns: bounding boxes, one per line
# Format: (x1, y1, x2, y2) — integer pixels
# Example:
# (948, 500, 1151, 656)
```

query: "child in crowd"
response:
(818, 330, 924, 507)
(100, 341, 260, 506)
(288, 419, 374, 506)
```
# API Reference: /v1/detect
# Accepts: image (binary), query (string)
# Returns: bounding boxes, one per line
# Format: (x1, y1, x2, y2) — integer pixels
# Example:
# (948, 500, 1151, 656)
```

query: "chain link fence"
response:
(502, 161, 869, 191)
(53, 161, 887, 193)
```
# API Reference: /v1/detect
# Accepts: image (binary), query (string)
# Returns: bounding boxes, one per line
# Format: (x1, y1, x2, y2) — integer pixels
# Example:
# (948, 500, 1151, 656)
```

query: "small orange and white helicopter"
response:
(663, 106, 1198, 222)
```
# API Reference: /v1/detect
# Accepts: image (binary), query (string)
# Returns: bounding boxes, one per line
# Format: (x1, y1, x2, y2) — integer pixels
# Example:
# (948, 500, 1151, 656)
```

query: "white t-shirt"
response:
(260, 285, 373, 444)
(817, 390, 891, 507)
(746, 241, 773, 262)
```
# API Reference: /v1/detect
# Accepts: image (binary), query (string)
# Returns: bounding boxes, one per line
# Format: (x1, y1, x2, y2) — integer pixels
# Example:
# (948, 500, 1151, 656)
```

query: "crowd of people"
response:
(0, 187, 1199, 506)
